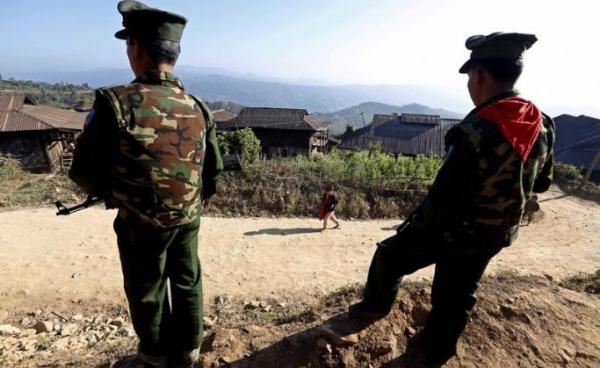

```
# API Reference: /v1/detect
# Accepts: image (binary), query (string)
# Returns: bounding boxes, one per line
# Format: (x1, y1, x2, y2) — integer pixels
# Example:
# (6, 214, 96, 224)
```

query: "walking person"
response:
(320, 185, 340, 230)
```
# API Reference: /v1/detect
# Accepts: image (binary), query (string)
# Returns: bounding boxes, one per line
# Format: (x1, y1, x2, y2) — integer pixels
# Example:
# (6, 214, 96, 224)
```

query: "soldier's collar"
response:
(466, 89, 520, 119)
(133, 70, 184, 89)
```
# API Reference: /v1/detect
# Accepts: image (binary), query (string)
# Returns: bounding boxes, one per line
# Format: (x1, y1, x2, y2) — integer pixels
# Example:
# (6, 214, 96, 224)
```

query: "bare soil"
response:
(0, 186, 599, 367)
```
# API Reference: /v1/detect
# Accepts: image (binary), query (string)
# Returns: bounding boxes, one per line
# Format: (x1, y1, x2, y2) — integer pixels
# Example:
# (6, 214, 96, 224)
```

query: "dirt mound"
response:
(1, 273, 598, 367)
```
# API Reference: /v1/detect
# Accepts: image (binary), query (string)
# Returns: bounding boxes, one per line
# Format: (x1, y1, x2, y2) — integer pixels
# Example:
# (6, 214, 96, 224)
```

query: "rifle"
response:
(55, 154, 242, 216)
(55, 195, 103, 216)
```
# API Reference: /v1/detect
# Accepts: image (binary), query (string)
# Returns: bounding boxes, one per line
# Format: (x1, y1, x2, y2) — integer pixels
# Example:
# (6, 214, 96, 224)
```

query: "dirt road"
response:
(0, 187, 598, 308)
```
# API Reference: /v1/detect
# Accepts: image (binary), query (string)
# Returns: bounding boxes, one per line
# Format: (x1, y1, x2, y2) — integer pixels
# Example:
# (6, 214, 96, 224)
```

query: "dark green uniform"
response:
(355, 33, 555, 364)
(69, 1, 223, 364)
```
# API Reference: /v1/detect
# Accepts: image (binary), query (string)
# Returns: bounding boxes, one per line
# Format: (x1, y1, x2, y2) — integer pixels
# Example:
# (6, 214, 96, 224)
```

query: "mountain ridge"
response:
(5, 68, 469, 115)
(315, 101, 464, 134)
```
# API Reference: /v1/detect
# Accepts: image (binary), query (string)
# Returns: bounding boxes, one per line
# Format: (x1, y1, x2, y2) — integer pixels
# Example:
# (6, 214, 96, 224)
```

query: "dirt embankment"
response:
(1, 274, 599, 367)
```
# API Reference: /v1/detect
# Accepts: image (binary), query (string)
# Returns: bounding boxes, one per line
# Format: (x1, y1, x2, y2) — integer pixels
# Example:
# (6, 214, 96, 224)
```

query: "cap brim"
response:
(459, 59, 472, 74)
(115, 29, 129, 39)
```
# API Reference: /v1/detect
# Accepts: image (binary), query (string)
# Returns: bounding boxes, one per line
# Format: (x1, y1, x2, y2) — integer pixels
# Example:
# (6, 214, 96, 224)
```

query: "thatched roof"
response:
(339, 113, 460, 156)
(219, 107, 330, 132)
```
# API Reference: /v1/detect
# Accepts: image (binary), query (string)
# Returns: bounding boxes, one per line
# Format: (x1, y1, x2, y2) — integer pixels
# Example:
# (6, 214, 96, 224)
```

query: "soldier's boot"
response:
(401, 333, 446, 368)
(347, 301, 389, 322)
(111, 355, 165, 368)
(168, 348, 200, 368)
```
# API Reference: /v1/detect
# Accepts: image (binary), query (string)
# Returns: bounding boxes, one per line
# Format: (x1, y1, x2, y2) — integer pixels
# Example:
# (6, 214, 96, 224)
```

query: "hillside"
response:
(315, 102, 464, 134)
(6, 68, 471, 114)
(0, 78, 94, 109)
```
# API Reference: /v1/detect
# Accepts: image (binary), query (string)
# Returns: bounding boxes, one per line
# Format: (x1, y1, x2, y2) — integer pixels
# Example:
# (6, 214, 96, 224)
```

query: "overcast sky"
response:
(1, 0, 598, 114)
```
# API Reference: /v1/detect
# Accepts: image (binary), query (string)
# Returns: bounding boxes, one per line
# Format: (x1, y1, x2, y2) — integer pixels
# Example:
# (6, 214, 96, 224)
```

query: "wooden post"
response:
(580, 150, 600, 188)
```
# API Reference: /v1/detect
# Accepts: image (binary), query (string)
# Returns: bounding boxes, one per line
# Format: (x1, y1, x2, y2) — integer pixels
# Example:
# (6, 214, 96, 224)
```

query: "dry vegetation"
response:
(0, 159, 84, 210)
(559, 270, 600, 295)
(1, 156, 598, 219)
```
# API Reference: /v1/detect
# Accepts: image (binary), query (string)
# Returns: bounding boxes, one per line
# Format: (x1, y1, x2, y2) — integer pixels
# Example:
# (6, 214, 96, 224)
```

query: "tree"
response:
(344, 124, 356, 135)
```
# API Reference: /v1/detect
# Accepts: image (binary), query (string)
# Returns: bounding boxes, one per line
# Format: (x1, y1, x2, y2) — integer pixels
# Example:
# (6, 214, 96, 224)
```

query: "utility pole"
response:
(359, 112, 367, 128)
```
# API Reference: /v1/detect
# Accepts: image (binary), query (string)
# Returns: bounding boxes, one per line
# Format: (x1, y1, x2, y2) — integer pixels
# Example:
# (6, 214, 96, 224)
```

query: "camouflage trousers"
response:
(361, 225, 501, 362)
(114, 215, 204, 358)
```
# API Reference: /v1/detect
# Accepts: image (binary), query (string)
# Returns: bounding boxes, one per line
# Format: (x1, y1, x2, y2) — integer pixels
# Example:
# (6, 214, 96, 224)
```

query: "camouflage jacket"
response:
(407, 90, 554, 249)
(69, 71, 223, 228)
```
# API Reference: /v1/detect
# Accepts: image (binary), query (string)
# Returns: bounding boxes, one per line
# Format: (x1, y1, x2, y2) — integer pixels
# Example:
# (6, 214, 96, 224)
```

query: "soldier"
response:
(348, 33, 555, 366)
(69, 1, 223, 367)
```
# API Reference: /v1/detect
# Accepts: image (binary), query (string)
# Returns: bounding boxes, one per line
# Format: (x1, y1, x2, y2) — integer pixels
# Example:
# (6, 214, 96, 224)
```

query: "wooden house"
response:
(339, 113, 460, 157)
(0, 93, 86, 172)
(218, 107, 330, 157)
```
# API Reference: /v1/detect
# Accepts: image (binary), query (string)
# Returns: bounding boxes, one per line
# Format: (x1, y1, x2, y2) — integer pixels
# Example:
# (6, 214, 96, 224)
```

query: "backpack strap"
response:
(189, 94, 215, 129)
(96, 87, 131, 130)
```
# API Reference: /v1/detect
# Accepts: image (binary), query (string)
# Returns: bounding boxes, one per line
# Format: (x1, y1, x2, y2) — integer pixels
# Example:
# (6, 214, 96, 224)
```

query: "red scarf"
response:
(476, 97, 542, 161)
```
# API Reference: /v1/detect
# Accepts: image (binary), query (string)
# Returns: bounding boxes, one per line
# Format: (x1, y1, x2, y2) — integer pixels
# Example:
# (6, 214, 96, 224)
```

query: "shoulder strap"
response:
(189, 94, 214, 129)
(96, 87, 130, 130)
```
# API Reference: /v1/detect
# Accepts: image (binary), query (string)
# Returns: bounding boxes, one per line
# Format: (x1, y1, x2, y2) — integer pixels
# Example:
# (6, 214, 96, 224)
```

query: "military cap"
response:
(114, 0, 187, 42)
(459, 32, 537, 73)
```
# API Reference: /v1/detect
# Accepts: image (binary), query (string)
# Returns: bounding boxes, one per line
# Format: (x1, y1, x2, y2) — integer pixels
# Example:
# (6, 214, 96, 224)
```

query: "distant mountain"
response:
(316, 102, 464, 134)
(5, 68, 470, 115)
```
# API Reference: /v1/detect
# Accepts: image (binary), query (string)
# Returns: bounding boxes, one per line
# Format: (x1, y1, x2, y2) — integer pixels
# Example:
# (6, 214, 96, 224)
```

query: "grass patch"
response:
(559, 270, 600, 295)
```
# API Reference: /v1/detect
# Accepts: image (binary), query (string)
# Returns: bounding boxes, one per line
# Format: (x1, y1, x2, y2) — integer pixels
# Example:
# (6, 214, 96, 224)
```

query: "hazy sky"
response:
(1, 0, 598, 113)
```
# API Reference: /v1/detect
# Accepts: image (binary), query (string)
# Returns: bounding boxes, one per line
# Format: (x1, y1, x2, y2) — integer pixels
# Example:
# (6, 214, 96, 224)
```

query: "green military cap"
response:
(459, 32, 537, 73)
(114, 0, 187, 42)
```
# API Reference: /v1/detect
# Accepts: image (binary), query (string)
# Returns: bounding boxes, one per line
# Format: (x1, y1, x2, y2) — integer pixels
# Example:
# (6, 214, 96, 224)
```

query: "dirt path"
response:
(0, 187, 598, 309)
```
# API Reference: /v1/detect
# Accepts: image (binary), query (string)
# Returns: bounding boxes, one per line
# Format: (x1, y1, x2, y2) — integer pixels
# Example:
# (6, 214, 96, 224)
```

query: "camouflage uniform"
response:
(69, 70, 223, 360)
(354, 34, 555, 364)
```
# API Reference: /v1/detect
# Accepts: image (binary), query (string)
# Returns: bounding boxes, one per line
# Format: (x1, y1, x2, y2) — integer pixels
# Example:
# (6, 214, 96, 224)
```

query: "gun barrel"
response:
(55, 196, 103, 216)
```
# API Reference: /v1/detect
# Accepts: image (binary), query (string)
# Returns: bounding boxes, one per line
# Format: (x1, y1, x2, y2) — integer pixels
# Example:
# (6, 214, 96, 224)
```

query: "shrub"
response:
(553, 162, 600, 203)
(218, 129, 261, 164)
(560, 270, 600, 294)
(0, 158, 25, 182)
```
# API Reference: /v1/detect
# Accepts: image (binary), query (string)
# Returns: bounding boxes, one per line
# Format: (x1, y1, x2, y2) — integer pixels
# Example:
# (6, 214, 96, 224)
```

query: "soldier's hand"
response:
(203, 199, 210, 208)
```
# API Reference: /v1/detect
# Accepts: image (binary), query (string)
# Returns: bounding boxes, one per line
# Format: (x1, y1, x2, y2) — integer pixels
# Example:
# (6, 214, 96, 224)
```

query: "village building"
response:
(0, 93, 86, 172)
(339, 113, 460, 157)
(212, 109, 237, 125)
(554, 114, 600, 175)
(218, 107, 330, 157)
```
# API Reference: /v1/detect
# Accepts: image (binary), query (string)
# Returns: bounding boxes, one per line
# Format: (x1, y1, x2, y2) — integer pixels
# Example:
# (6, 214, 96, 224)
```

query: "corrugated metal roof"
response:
(554, 114, 600, 168)
(0, 93, 87, 132)
(0, 93, 26, 112)
(213, 109, 237, 123)
(219, 107, 330, 131)
(19, 105, 86, 131)
(339, 114, 459, 156)
(0, 111, 54, 132)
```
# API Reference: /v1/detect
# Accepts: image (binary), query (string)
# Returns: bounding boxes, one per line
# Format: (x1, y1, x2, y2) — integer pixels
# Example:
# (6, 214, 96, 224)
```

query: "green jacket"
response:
(69, 71, 223, 228)
(408, 90, 554, 249)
